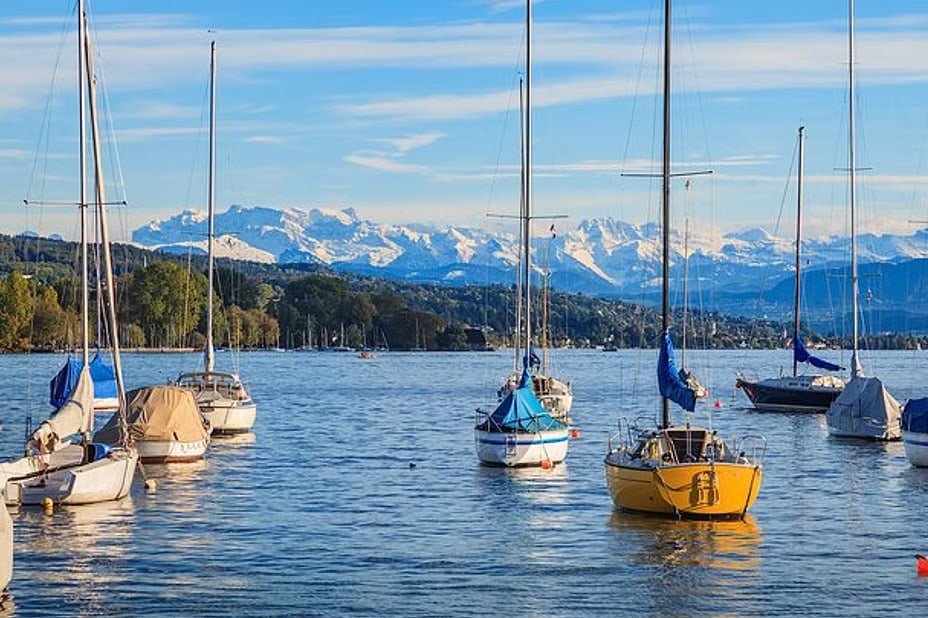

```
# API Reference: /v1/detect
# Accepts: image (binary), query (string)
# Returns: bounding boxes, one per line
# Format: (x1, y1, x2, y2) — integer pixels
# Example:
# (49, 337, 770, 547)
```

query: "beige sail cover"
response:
(95, 385, 207, 445)
(31, 365, 94, 445)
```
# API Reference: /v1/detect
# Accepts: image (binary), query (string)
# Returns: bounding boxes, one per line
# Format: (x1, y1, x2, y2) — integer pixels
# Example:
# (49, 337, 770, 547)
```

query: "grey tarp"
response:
(826, 376, 901, 440)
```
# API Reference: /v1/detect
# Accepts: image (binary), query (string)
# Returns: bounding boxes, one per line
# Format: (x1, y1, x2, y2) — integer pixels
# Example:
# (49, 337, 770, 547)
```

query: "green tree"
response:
(125, 262, 207, 347)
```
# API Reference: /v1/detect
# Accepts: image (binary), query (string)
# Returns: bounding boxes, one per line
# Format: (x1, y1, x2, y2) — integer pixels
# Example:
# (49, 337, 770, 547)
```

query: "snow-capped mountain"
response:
(132, 204, 928, 299)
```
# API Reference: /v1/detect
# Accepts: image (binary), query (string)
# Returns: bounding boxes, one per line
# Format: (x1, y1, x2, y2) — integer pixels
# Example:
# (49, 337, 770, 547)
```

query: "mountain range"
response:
(132, 204, 928, 323)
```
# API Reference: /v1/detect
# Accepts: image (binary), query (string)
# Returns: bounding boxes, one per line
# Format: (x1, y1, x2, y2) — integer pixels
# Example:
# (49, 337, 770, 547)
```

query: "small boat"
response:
(604, 0, 764, 518)
(825, 1, 901, 441)
(174, 42, 257, 436)
(94, 386, 210, 463)
(736, 127, 845, 413)
(0, 0, 139, 507)
(902, 398, 928, 466)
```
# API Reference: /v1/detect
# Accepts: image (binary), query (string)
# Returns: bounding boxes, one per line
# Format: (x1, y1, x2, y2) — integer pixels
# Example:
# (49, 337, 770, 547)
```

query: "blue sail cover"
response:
(483, 369, 565, 433)
(658, 331, 696, 412)
(793, 335, 843, 372)
(49, 351, 118, 408)
(903, 398, 928, 434)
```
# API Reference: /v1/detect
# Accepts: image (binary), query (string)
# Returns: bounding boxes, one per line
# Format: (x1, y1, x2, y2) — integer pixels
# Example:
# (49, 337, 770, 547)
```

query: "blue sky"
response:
(2, 0, 928, 242)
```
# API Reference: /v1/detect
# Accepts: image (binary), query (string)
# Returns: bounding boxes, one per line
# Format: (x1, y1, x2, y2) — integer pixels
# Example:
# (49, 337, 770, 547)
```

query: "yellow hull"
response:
(604, 459, 762, 518)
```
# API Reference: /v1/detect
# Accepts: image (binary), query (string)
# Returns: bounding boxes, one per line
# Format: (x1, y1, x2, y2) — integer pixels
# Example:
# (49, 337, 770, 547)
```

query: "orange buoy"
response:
(571, 429, 581, 439)
(714, 399, 723, 409)
(917, 555, 928, 576)
(541, 459, 552, 470)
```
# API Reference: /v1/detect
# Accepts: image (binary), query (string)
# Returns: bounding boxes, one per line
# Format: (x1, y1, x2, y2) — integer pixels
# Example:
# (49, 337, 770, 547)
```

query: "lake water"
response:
(1, 347, 927, 616)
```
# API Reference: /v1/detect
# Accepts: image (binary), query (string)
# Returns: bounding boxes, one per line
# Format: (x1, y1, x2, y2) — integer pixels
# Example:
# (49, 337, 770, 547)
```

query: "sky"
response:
(3, 0, 928, 243)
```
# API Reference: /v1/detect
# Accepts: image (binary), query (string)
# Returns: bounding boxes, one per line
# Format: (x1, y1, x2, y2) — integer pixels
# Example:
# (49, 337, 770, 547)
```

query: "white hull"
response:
(903, 430, 928, 467)
(200, 399, 257, 434)
(474, 427, 569, 467)
(137, 437, 209, 463)
(0, 446, 138, 506)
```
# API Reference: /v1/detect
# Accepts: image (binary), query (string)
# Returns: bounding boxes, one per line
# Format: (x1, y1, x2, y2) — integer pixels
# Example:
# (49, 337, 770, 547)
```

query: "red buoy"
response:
(714, 399, 723, 409)
(571, 429, 581, 439)
(541, 459, 552, 470)
(917, 555, 928, 576)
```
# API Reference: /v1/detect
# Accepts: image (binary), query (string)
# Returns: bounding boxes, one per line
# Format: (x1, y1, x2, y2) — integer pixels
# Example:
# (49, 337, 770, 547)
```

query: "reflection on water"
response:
(1, 350, 928, 615)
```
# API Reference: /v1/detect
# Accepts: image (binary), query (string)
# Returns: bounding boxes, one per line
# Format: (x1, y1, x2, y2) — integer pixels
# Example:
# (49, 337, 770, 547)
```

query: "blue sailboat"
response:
(736, 127, 846, 413)
(474, 0, 569, 467)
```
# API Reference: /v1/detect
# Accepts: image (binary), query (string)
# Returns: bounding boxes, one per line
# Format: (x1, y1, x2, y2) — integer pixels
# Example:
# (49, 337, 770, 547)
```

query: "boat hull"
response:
(736, 378, 841, 413)
(474, 427, 569, 467)
(1, 447, 138, 506)
(604, 457, 762, 518)
(137, 437, 209, 463)
(200, 400, 257, 435)
(903, 430, 928, 467)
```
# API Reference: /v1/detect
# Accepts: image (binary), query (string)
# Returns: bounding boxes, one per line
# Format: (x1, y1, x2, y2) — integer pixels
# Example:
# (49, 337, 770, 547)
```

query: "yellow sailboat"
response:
(603, 0, 765, 519)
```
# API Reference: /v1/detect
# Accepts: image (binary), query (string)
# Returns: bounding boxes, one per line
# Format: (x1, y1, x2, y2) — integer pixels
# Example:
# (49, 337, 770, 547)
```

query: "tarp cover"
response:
(794, 335, 844, 372)
(658, 331, 696, 412)
(50, 351, 118, 408)
(903, 397, 928, 434)
(481, 369, 565, 433)
(94, 385, 207, 445)
(826, 376, 901, 440)
(32, 365, 94, 444)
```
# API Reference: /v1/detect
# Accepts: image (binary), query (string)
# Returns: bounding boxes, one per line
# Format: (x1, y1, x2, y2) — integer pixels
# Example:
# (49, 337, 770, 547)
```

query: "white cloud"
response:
(243, 135, 286, 144)
(343, 154, 429, 174)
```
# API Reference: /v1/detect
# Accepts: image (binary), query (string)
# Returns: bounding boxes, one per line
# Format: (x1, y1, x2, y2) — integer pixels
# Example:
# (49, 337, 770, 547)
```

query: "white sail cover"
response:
(0, 498, 10, 590)
(31, 365, 94, 445)
(826, 376, 901, 440)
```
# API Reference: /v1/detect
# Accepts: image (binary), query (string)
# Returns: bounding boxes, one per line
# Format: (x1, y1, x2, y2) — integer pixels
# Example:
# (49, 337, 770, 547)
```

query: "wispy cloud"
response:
(243, 135, 286, 144)
(372, 131, 445, 153)
(343, 154, 429, 174)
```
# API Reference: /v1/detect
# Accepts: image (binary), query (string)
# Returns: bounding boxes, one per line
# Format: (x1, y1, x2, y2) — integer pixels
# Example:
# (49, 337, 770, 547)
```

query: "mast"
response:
(522, 0, 533, 373)
(793, 126, 805, 377)
(660, 0, 672, 428)
(848, 0, 862, 378)
(681, 218, 688, 369)
(83, 12, 127, 440)
(514, 77, 525, 371)
(206, 41, 217, 372)
(78, 0, 89, 372)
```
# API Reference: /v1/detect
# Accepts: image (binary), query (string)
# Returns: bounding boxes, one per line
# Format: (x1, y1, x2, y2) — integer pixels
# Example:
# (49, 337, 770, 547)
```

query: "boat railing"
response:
(735, 434, 767, 465)
(607, 417, 651, 453)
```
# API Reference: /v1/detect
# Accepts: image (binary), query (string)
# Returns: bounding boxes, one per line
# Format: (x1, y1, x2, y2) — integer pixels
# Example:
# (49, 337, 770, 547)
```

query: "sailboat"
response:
(604, 0, 764, 517)
(0, 0, 138, 506)
(474, 0, 570, 468)
(174, 41, 258, 435)
(736, 127, 846, 413)
(825, 0, 901, 441)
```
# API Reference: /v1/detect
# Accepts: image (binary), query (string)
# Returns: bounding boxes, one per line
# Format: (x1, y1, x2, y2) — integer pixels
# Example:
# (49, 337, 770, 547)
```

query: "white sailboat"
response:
(825, 0, 901, 441)
(0, 0, 138, 506)
(474, 0, 569, 467)
(175, 41, 257, 435)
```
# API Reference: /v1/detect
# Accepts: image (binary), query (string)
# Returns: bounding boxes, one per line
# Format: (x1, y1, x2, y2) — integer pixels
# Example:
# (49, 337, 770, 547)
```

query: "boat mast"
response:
(206, 41, 217, 373)
(522, 0, 533, 373)
(793, 126, 805, 377)
(514, 77, 525, 372)
(83, 12, 127, 439)
(848, 0, 862, 378)
(681, 218, 688, 369)
(78, 0, 89, 372)
(660, 0, 672, 428)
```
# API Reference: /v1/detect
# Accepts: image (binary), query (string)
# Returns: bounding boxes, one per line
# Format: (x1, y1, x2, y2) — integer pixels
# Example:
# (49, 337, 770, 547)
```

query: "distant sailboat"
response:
(474, 0, 569, 468)
(175, 41, 257, 436)
(604, 0, 764, 517)
(825, 0, 901, 441)
(736, 127, 846, 413)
